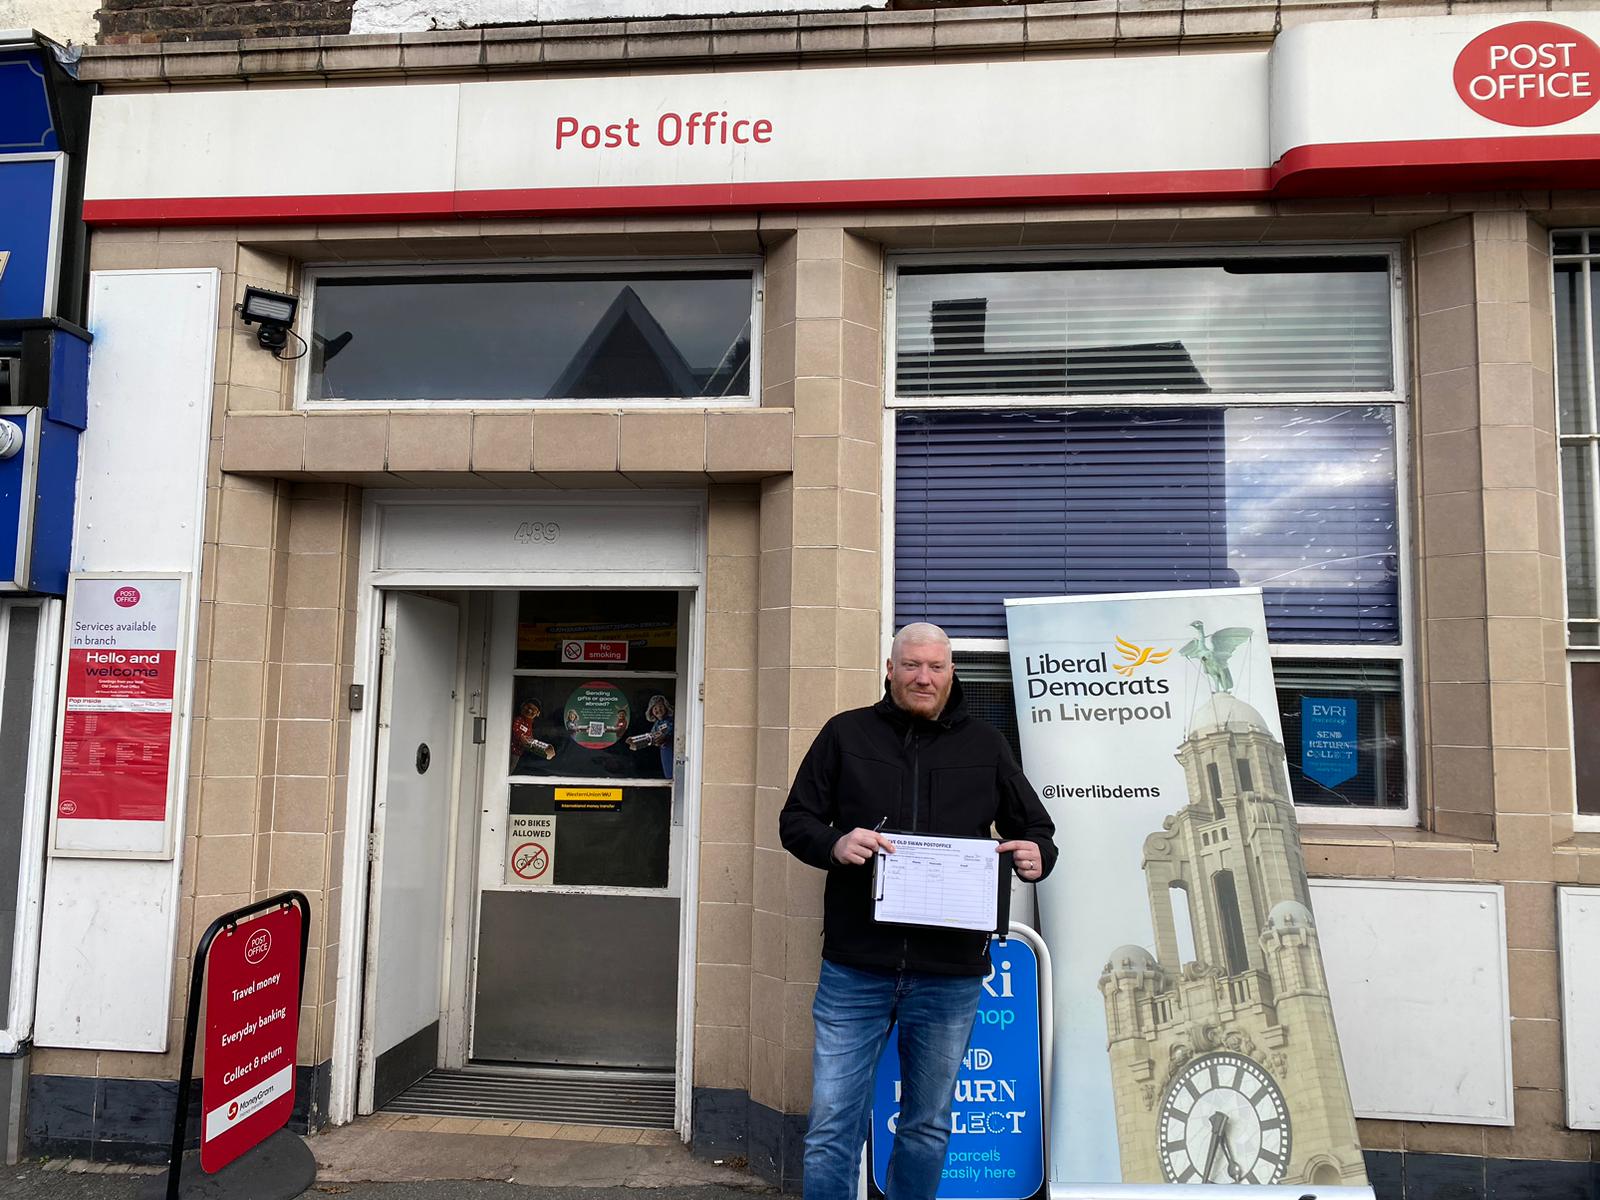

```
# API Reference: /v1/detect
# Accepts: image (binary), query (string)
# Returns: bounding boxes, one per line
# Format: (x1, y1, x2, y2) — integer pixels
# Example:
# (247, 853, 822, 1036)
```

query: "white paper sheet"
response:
(872, 834, 1001, 932)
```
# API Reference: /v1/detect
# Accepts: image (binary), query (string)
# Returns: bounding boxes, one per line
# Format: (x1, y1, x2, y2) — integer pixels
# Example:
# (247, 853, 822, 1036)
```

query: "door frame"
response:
(330, 490, 708, 1133)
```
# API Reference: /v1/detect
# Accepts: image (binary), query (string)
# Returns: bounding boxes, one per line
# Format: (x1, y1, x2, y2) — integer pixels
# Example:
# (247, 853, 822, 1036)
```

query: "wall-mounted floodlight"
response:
(238, 287, 301, 358)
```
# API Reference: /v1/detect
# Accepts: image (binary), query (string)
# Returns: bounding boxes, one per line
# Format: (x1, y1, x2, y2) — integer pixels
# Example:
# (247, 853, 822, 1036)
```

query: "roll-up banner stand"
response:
(1004, 587, 1373, 1199)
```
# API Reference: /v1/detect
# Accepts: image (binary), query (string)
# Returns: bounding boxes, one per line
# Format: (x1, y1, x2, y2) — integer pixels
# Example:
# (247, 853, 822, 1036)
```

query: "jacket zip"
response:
(910, 732, 921, 832)
(900, 731, 921, 972)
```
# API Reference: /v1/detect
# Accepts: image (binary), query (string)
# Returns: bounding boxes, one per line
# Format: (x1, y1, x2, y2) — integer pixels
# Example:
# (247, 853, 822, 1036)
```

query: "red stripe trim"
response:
(81, 168, 1273, 227)
(1269, 132, 1600, 195)
(75, 133, 1600, 227)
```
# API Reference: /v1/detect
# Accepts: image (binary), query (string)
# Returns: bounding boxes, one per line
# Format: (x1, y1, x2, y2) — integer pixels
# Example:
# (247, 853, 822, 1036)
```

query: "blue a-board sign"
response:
(871, 936, 1044, 1199)
(1302, 695, 1359, 789)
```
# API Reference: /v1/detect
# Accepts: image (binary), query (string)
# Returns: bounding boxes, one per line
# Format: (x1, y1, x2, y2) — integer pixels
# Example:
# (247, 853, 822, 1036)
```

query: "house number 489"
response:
(514, 521, 560, 544)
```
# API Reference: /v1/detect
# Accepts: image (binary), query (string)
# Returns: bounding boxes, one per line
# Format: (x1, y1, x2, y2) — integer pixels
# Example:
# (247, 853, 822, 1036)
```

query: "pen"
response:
(873, 816, 887, 834)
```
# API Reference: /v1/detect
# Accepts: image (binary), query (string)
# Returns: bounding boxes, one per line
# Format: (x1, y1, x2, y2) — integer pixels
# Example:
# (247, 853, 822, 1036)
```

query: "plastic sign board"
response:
(870, 937, 1044, 1199)
(505, 814, 555, 885)
(0, 408, 40, 590)
(561, 639, 628, 664)
(50, 573, 190, 859)
(1453, 21, 1600, 126)
(1005, 587, 1371, 1194)
(0, 156, 64, 318)
(202, 903, 303, 1172)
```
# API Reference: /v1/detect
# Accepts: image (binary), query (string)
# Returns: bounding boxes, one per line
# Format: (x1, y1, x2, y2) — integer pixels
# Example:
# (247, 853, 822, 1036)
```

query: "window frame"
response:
(1550, 231, 1600, 831)
(1567, 651, 1600, 830)
(880, 244, 1418, 828)
(294, 256, 765, 410)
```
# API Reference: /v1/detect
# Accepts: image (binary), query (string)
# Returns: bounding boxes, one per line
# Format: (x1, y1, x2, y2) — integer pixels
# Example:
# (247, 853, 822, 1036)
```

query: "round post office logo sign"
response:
(1454, 21, 1600, 126)
(244, 928, 273, 965)
(113, 586, 141, 608)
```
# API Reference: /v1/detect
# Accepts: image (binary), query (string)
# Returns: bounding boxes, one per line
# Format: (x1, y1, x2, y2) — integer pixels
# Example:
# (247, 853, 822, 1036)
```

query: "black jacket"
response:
(779, 676, 1058, 976)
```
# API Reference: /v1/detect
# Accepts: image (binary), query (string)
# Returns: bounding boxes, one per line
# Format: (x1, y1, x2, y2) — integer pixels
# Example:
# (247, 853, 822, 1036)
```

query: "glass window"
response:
(1573, 661, 1600, 817)
(901, 252, 1410, 818)
(510, 674, 677, 781)
(1272, 659, 1406, 810)
(308, 269, 754, 402)
(1551, 234, 1600, 825)
(515, 590, 678, 672)
(508, 783, 670, 888)
(894, 257, 1393, 397)
(950, 653, 1406, 812)
(894, 406, 1399, 643)
(1554, 249, 1600, 647)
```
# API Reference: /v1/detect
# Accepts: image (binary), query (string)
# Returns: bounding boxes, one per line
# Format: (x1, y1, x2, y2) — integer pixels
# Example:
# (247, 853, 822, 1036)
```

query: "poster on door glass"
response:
(515, 590, 678, 672)
(508, 784, 670, 888)
(511, 675, 676, 780)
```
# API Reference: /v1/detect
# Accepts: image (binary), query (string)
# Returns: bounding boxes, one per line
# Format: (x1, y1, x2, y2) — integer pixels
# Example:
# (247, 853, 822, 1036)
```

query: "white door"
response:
(360, 593, 461, 1111)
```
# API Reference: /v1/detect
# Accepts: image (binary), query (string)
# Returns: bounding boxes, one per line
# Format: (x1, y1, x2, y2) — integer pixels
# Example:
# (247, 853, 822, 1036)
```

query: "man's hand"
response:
(998, 839, 1044, 882)
(831, 828, 895, 866)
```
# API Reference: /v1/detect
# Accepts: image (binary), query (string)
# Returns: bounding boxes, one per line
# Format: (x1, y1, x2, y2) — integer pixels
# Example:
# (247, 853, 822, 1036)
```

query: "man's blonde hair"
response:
(890, 622, 951, 659)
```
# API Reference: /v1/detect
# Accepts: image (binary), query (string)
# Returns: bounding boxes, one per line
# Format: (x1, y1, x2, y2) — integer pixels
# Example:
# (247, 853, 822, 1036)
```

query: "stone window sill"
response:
(1299, 824, 1490, 850)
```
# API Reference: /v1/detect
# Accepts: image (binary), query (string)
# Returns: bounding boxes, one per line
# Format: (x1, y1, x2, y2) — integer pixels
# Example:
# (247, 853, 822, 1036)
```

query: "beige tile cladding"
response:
(696, 484, 761, 1093)
(35, 477, 360, 1087)
(734, 228, 885, 1117)
(223, 407, 792, 487)
(74, 201, 1600, 1159)
(1355, 207, 1597, 1164)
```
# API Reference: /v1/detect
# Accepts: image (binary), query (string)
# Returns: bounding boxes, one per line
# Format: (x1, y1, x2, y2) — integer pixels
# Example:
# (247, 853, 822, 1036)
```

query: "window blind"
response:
(894, 406, 1400, 643)
(895, 258, 1393, 396)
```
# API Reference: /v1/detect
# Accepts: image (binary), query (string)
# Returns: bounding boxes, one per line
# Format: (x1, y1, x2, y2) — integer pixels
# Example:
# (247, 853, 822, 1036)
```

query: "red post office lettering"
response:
(555, 112, 773, 150)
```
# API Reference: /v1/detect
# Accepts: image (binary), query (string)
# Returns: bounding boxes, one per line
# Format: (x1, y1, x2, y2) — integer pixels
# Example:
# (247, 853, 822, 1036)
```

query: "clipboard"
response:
(870, 832, 1013, 935)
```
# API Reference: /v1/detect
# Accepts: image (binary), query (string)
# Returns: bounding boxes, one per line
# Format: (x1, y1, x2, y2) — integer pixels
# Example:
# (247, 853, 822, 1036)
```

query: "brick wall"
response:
(97, 0, 355, 44)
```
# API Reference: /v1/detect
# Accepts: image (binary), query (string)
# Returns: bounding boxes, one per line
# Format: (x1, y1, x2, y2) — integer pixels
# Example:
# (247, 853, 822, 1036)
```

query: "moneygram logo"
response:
(1112, 637, 1171, 678)
(113, 586, 141, 608)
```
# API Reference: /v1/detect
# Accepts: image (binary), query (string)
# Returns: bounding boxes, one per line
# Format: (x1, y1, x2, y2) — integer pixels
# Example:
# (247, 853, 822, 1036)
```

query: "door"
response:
(361, 593, 461, 1110)
(470, 588, 690, 1069)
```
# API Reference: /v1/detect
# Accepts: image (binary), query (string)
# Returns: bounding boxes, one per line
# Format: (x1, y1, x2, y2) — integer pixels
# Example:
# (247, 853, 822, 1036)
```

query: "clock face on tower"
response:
(1157, 1052, 1291, 1185)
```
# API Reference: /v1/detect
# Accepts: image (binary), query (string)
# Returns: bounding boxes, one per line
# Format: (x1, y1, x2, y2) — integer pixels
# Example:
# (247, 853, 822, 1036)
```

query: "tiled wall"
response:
(48, 198, 1600, 1186)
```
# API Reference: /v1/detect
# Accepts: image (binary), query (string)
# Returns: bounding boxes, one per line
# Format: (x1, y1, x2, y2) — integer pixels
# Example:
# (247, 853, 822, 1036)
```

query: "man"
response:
(779, 622, 1057, 1200)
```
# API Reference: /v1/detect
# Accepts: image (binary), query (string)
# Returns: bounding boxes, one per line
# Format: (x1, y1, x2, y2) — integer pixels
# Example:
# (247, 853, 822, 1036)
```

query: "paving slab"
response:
(311, 1118, 763, 1190)
(0, 1116, 770, 1199)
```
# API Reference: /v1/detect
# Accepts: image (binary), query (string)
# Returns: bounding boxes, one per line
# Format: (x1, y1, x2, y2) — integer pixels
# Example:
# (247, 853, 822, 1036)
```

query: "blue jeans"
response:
(802, 960, 983, 1200)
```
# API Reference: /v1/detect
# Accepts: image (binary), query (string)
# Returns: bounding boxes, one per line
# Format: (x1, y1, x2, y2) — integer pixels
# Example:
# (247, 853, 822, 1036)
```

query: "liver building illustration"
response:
(1099, 624, 1366, 1187)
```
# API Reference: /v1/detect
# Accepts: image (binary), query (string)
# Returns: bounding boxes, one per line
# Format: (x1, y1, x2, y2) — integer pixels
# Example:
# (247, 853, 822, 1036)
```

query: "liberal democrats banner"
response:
(1004, 587, 1371, 1196)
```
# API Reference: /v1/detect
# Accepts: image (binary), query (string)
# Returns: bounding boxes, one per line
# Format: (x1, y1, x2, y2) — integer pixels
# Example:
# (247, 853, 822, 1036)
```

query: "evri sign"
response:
(871, 934, 1045, 1199)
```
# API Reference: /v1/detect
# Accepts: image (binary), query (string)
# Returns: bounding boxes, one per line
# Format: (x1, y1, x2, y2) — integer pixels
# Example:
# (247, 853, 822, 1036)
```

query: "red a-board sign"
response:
(201, 903, 302, 1173)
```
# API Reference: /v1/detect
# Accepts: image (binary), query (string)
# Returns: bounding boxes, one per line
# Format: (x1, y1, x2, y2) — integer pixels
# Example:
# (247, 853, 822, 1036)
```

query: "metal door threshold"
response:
(383, 1066, 676, 1129)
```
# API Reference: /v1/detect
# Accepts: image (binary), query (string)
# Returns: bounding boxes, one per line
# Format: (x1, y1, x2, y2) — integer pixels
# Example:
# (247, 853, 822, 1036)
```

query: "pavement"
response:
(0, 1113, 774, 1200)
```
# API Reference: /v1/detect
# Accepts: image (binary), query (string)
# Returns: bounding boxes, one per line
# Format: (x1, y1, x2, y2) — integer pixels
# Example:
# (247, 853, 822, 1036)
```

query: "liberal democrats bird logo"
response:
(1113, 636, 1172, 677)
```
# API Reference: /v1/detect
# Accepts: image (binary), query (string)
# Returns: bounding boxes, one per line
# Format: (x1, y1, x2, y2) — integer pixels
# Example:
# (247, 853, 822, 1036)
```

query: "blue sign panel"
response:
(871, 937, 1044, 1199)
(0, 157, 62, 320)
(0, 52, 58, 152)
(1301, 695, 1358, 789)
(0, 408, 38, 589)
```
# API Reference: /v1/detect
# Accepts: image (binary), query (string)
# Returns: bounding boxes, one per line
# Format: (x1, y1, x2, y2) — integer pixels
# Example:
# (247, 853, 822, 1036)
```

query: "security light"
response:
(238, 287, 300, 357)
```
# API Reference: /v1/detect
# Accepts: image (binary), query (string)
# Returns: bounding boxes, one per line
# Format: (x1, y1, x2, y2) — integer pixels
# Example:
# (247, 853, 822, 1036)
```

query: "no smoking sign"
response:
(505, 814, 556, 886)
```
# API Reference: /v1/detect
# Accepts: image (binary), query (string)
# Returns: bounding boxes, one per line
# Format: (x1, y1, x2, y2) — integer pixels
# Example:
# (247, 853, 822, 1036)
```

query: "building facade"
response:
(17, 5, 1600, 1197)
(0, 28, 92, 1165)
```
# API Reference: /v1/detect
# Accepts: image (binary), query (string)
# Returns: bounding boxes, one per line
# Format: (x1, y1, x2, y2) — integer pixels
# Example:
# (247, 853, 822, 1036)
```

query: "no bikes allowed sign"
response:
(506, 814, 556, 885)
